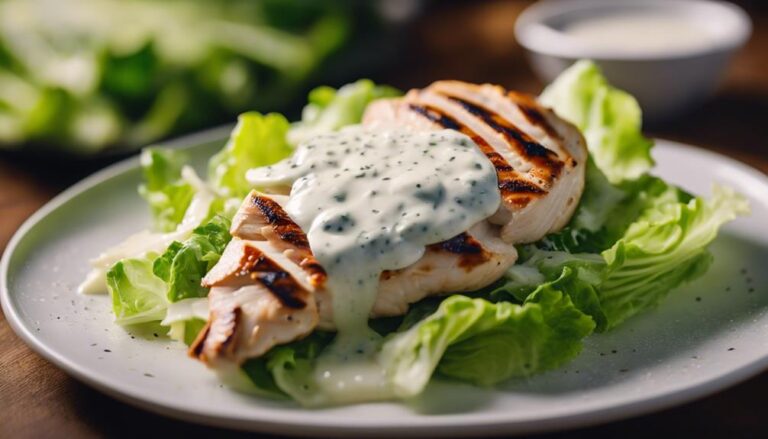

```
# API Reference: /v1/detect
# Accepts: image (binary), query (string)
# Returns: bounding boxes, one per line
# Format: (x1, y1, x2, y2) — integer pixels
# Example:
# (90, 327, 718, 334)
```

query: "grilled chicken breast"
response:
(191, 192, 517, 365)
(192, 80, 586, 366)
(363, 81, 587, 243)
(192, 238, 319, 364)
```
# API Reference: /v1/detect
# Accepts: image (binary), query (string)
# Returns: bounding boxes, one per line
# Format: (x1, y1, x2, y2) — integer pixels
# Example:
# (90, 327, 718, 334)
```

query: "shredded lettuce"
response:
(208, 111, 294, 197)
(153, 215, 232, 303)
(138, 148, 195, 232)
(540, 60, 654, 183)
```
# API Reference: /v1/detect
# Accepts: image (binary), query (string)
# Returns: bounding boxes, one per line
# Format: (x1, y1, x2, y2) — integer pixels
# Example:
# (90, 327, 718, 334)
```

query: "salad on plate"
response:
(81, 61, 749, 406)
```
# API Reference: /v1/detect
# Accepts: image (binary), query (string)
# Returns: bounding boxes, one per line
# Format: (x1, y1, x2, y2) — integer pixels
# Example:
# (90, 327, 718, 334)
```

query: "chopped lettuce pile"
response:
(0, 0, 382, 154)
(101, 61, 748, 405)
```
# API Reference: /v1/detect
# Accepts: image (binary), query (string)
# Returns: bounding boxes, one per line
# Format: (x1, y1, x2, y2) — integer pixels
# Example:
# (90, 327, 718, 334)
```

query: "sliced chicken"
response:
(363, 81, 587, 243)
(191, 239, 319, 365)
(229, 192, 326, 288)
(376, 221, 516, 316)
(192, 80, 588, 365)
(231, 192, 516, 318)
(191, 191, 517, 365)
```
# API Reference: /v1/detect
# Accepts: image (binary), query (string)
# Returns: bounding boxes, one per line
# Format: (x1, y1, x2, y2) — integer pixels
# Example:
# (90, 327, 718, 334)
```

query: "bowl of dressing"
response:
(515, 0, 752, 122)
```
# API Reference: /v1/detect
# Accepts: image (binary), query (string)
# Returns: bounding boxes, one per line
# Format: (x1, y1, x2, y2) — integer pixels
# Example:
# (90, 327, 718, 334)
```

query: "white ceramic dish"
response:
(2, 131, 768, 437)
(515, 0, 752, 122)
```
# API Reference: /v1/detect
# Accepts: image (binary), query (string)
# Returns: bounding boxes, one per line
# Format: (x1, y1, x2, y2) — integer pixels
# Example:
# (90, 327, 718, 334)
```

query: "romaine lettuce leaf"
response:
(208, 111, 294, 197)
(570, 158, 627, 233)
(504, 184, 748, 330)
(153, 215, 232, 302)
(106, 254, 168, 326)
(540, 60, 653, 183)
(380, 284, 595, 396)
(138, 148, 195, 232)
(108, 192, 231, 325)
(288, 79, 400, 144)
(599, 185, 749, 328)
(495, 251, 608, 331)
(541, 175, 687, 254)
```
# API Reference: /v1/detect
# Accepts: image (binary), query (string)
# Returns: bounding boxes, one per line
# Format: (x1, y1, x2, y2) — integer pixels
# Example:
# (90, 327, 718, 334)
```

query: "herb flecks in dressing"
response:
(247, 127, 499, 402)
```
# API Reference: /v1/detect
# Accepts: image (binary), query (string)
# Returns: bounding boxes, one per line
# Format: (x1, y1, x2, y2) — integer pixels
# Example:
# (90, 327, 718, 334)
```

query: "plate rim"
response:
(2, 136, 768, 437)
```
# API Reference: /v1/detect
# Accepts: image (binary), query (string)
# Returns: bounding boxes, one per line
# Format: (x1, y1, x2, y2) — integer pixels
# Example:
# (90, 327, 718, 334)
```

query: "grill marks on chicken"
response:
(443, 95, 564, 182)
(363, 80, 587, 243)
(201, 239, 309, 310)
(407, 104, 538, 209)
(380, 232, 492, 279)
(248, 195, 310, 250)
(190, 192, 329, 364)
(429, 232, 488, 270)
(192, 191, 517, 365)
(192, 238, 320, 363)
(506, 90, 563, 140)
(231, 192, 327, 287)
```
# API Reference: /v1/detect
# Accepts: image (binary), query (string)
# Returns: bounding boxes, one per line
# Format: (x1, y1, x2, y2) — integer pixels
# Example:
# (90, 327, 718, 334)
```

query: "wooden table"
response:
(1, 1, 767, 437)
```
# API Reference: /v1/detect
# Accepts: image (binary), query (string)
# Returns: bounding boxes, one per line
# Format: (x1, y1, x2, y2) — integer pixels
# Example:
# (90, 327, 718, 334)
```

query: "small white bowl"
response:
(515, 0, 751, 122)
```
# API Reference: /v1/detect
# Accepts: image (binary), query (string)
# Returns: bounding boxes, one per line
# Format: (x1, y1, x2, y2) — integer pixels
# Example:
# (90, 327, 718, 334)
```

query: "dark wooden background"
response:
(1, 1, 767, 437)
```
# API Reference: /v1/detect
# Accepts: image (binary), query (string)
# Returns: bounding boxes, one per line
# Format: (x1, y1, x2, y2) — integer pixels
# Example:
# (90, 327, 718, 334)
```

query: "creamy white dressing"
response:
(247, 126, 499, 402)
(78, 166, 216, 294)
(562, 13, 714, 55)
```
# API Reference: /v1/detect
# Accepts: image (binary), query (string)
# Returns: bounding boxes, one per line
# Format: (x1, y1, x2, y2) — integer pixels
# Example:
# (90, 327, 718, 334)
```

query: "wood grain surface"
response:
(2, 1, 767, 437)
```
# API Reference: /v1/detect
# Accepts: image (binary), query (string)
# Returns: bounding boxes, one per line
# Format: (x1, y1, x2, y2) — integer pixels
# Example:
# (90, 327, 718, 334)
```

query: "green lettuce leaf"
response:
(106, 254, 168, 326)
(380, 285, 595, 396)
(541, 175, 686, 254)
(599, 185, 749, 328)
(571, 158, 627, 233)
(153, 215, 232, 302)
(540, 60, 653, 183)
(208, 111, 294, 197)
(288, 79, 400, 144)
(138, 148, 195, 232)
(505, 184, 748, 331)
(238, 331, 335, 401)
(500, 250, 607, 330)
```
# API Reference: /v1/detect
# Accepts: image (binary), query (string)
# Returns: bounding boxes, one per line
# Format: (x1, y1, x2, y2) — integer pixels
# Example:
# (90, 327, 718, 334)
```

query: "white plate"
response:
(2, 133, 768, 437)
